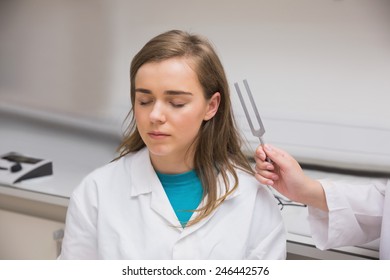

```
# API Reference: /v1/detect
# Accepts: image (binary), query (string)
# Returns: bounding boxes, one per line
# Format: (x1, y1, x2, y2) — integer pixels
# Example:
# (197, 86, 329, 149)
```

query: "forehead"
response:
(135, 57, 202, 91)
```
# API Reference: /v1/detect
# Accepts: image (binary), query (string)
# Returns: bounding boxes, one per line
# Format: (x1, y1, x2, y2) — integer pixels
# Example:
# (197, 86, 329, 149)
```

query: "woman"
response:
(59, 30, 286, 259)
(254, 144, 389, 259)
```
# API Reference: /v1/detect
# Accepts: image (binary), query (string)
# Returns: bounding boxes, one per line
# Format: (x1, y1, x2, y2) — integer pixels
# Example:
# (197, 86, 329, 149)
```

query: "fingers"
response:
(255, 157, 274, 170)
(254, 158, 279, 186)
(255, 144, 281, 169)
(254, 143, 294, 176)
(255, 145, 267, 161)
(254, 145, 276, 180)
(255, 144, 278, 162)
(261, 144, 291, 170)
(254, 173, 275, 186)
(254, 171, 278, 186)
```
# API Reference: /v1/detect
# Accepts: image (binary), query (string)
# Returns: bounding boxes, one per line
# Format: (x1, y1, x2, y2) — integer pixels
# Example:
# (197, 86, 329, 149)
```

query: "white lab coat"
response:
(59, 148, 286, 259)
(308, 178, 390, 259)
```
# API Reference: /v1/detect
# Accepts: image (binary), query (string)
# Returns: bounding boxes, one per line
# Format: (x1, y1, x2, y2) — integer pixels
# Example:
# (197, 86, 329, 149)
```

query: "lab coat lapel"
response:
(150, 182, 183, 230)
(128, 148, 182, 230)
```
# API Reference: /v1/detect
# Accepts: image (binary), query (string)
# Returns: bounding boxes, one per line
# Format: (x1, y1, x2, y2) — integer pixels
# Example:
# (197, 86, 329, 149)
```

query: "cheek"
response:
(185, 102, 208, 119)
(174, 108, 205, 132)
(134, 108, 147, 128)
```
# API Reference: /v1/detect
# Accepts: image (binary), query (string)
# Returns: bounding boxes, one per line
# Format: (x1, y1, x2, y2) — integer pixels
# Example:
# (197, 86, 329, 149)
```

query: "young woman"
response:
(255, 144, 389, 259)
(59, 30, 286, 259)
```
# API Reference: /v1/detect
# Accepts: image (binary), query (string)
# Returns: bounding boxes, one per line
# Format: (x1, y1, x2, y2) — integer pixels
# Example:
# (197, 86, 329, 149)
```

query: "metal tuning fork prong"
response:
(234, 79, 272, 164)
(234, 79, 267, 145)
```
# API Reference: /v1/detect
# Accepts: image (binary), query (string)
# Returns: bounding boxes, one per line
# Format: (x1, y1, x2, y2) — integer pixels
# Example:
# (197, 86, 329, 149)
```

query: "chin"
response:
(146, 145, 172, 157)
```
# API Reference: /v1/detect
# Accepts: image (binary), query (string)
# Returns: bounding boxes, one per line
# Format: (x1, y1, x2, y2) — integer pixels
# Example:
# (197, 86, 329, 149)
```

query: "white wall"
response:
(1, 0, 389, 172)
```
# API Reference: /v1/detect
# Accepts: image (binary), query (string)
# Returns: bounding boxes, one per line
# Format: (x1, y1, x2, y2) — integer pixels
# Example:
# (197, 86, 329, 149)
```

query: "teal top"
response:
(156, 170, 203, 227)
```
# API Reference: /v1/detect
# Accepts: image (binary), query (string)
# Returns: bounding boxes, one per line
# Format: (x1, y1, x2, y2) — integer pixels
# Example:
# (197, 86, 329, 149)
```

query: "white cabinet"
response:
(0, 209, 64, 259)
(0, 186, 68, 260)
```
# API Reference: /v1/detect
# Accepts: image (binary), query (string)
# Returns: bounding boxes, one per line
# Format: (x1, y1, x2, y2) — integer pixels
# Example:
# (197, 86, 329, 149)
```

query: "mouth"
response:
(147, 131, 170, 139)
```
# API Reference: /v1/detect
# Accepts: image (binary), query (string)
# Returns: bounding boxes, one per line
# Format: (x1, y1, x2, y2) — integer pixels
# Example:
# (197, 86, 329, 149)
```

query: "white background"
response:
(1, 0, 389, 171)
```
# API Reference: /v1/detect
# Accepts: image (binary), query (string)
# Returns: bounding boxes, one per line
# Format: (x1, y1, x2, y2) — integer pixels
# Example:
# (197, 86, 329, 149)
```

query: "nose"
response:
(149, 102, 166, 124)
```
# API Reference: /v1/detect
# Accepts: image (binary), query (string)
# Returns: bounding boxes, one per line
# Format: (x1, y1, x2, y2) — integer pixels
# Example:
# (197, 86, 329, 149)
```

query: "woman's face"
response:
(134, 57, 220, 173)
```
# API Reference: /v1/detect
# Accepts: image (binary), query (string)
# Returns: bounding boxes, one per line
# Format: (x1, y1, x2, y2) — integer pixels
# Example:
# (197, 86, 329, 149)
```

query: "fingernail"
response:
(264, 144, 272, 151)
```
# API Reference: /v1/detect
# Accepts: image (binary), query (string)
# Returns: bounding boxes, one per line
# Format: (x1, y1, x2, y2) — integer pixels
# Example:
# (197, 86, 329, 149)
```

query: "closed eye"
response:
(170, 102, 185, 108)
(136, 96, 153, 106)
(139, 100, 153, 106)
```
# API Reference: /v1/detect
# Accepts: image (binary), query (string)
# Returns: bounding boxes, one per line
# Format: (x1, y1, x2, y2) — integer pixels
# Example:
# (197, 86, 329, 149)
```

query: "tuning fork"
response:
(234, 79, 271, 162)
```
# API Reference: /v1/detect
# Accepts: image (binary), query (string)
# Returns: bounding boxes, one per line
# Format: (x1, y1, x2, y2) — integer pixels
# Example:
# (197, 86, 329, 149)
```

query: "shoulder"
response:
(87, 148, 149, 180)
(71, 148, 149, 198)
(236, 168, 268, 192)
(229, 168, 282, 224)
(228, 168, 275, 202)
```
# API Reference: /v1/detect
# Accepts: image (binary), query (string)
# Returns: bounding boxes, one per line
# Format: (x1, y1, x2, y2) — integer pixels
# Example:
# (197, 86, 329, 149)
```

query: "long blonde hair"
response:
(117, 30, 254, 225)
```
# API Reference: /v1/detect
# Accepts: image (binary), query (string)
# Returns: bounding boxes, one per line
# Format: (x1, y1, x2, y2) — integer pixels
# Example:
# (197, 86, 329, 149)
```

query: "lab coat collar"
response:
(124, 147, 242, 232)
(126, 147, 242, 200)
(126, 147, 157, 197)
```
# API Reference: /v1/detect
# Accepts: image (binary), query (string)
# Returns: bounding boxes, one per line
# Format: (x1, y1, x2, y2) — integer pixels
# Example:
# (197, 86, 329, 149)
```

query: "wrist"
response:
(301, 177, 329, 212)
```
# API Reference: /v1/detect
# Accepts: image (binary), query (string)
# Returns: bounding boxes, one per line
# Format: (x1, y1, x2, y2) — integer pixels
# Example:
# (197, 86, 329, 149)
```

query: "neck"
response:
(150, 153, 194, 174)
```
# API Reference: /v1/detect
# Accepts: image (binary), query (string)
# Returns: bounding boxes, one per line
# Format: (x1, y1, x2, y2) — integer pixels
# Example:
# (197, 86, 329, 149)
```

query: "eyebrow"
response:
(135, 88, 193, 96)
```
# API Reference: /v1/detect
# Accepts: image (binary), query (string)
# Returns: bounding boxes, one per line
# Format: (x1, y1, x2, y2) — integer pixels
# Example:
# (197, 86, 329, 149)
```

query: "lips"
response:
(148, 131, 170, 139)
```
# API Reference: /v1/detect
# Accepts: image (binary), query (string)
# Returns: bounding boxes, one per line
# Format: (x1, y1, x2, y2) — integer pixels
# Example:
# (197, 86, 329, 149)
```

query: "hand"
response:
(254, 144, 328, 211)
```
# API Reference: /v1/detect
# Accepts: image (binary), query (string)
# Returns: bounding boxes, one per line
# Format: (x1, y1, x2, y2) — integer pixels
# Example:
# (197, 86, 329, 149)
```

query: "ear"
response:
(204, 92, 221, 121)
